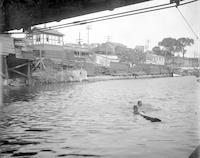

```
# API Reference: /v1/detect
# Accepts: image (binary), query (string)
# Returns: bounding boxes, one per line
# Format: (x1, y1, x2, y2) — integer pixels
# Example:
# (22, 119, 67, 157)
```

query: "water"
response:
(0, 76, 200, 158)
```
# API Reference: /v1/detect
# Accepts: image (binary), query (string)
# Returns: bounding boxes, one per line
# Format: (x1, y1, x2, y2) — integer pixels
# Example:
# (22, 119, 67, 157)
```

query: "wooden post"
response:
(0, 2, 6, 33)
(27, 61, 31, 85)
(3, 56, 9, 84)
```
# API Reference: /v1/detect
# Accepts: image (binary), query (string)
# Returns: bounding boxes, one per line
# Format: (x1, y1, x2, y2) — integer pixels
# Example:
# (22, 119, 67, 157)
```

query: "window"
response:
(46, 35, 49, 42)
(36, 34, 40, 42)
(58, 36, 61, 43)
(74, 51, 79, 56)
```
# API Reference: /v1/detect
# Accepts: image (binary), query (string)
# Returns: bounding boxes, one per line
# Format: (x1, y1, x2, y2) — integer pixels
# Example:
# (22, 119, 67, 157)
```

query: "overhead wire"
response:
(176, 6, 199, 39)
(39, 2, 172, 31)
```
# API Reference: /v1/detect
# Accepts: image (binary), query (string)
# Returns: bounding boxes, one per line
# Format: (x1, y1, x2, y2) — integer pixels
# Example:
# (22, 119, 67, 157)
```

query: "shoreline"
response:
(85, 73, 175, 83)
(3, 73, 177, 87)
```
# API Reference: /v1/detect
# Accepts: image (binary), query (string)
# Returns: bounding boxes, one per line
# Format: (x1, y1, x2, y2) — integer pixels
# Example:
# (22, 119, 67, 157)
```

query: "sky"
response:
(13, 0, 200, 57)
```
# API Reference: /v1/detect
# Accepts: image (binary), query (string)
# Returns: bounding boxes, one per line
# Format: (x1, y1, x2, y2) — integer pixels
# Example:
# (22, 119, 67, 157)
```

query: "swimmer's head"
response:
(137, 100, 142, 107)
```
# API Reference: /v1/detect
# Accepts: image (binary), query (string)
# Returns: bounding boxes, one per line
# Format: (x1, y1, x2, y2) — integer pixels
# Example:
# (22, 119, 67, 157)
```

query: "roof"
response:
(31, 27, 64, 36)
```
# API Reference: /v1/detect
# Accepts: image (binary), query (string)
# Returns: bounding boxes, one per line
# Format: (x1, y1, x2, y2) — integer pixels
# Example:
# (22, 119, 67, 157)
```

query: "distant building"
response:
(135, 45, 144, 53)
(95, 54, 119, 67)
(64, 44, 91, 58)
(90, 43, 100, 49)
(145, 53, 165, 65)
(27, 27, 64, 46)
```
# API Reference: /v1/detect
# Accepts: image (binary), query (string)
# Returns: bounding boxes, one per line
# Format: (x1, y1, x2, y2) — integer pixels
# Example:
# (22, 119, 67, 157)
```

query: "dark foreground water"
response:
(1, 76, 200, 158)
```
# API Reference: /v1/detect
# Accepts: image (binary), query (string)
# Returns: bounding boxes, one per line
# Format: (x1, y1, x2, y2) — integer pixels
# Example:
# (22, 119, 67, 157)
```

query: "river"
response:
(0, 76, 200, 158)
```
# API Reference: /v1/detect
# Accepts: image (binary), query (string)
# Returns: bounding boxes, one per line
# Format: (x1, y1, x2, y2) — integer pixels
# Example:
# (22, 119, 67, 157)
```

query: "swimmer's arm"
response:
(138, 111, 145, 115)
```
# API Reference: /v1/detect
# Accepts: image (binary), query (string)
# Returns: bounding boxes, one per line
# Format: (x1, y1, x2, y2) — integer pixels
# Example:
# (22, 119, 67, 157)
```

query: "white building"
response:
(145, 53, 165, 65)
(27, 27, 64, 46)
(95, 54, 119, 67)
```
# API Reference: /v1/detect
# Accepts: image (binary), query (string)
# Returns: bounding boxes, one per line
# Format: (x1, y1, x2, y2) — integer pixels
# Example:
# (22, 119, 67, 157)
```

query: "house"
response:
(26, 27, 64, 46)
(145, 53, 165, 65)
(95, 54, 119, 67)
(25, 27, 65, 63)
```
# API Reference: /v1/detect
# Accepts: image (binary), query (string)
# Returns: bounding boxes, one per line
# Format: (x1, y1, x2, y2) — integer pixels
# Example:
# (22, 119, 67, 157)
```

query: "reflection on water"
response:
(0, 76, 200, 158)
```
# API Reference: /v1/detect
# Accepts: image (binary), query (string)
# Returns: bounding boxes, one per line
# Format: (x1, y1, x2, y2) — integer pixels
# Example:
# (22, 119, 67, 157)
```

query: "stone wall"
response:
(32, 68, 87, 84)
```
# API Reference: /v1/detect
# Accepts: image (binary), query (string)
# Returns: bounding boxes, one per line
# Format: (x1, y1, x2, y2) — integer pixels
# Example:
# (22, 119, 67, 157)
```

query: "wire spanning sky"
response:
(15, 0, 200, 57)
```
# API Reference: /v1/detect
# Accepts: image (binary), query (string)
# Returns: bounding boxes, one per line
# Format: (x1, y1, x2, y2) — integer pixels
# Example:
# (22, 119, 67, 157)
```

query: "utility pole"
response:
(145, 39, 150, 51)
(86, 25, 91, 45)
(77, 32, 83, 45)
(105, 36, 111, 67)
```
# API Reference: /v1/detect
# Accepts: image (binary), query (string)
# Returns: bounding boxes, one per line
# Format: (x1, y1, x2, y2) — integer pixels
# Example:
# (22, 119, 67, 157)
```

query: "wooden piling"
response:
(3, 56, 9, 84)
(27, 61, 31, 85)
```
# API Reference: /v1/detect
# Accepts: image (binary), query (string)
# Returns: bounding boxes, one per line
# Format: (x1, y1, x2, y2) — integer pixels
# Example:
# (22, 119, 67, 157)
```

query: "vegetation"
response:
(177, 37, 194, 57)
(152, 37, 194, 57)
(92, 42, 146, 65)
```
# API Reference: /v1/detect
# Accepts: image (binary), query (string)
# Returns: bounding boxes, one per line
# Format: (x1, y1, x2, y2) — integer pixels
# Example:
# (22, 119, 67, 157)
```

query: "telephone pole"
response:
(86, 25, 91, 45)
(76, 32, 83, 45)
(105, 36, 111, 67)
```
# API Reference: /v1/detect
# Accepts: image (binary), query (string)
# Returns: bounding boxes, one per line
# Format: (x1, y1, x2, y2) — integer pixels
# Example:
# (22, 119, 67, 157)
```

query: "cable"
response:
(44, 0, 196, 30)
(176, 6, 199, 39)
(40, 2, 172, 31)
(47, 5, 176, 30)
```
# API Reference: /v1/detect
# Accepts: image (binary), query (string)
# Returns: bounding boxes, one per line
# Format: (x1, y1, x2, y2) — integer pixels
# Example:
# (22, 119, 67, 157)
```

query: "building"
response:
(145, 53, 165, 65)
(64, 44, 91, 58)
(24, 28, 65, 66)
(95, 54, 119, 67)
(27, 27, 64, 46)
(0, 35, 34, 85)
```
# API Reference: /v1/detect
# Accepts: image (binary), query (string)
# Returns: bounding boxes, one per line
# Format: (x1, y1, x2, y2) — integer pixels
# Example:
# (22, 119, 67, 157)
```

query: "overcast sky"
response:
(30, 0, 200, 57)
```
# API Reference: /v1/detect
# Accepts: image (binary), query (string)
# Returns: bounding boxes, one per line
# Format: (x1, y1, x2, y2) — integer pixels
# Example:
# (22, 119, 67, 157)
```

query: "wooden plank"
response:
(3, 56, 9, 79)
(10, 69, 28, 78)
(8, 62, 28, 70)
(27, 61, 31, 84)
(0, 72, 5, 78)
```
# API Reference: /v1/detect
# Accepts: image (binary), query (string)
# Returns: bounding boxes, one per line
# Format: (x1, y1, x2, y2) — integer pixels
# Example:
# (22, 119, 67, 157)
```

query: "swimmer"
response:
(137, 100, 142, 107)
(132, 100, 161, 122)
(132, 101, 143, 114)
(133, 105, 140, 114)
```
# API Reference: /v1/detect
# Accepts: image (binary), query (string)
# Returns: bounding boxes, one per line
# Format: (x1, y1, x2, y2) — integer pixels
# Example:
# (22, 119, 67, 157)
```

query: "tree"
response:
(152, 46, 163, 56)
(158, 38, 182, 57)
(177, 37, 194, 57)
(92, 42, 115, 55)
